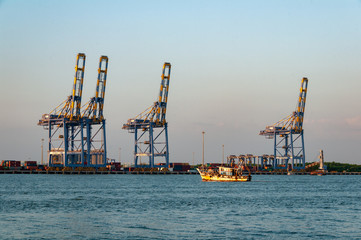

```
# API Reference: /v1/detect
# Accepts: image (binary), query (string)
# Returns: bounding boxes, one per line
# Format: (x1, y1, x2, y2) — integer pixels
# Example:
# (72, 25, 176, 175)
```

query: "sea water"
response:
(0, 174, 360, 239)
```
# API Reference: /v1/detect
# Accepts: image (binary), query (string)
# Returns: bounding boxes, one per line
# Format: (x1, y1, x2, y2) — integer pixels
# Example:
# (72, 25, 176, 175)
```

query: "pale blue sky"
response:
(1, 0, 361, 164)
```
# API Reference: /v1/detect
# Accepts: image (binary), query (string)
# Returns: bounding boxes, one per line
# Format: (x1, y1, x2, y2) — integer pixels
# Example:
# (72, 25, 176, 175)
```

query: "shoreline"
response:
(0, 170, 361, 175)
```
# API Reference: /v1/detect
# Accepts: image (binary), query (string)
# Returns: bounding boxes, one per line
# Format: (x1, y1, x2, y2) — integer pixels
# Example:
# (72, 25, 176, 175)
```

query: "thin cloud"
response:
(345, 116, 361, 129)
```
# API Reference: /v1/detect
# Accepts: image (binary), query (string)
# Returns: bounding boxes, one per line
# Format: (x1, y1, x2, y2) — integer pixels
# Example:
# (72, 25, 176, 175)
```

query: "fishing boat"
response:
(197, 165, 252, 182)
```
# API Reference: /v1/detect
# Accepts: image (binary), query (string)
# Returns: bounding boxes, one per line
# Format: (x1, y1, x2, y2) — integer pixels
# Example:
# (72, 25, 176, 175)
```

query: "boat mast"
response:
(202, 131, 205, 168)
(222, 144, 224, 166)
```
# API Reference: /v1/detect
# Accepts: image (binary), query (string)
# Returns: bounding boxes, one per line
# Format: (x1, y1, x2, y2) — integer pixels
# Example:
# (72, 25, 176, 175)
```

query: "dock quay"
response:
(0, 170, 198, 175)
(0, 170, 360, 175)
(251, 171, 361, 175)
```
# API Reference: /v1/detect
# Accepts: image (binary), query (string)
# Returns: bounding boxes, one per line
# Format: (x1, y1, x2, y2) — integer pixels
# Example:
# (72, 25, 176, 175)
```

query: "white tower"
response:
(319, 150, 325, 171)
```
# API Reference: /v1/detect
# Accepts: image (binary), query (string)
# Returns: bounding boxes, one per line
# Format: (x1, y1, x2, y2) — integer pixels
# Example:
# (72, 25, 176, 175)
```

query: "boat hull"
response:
(197, 168, 252, 182)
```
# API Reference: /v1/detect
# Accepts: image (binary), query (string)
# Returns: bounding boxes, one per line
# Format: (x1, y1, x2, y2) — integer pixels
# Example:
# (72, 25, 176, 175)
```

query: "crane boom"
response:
(95, 56, 109, 121)
(69, 53, 86, 121)
(38, 53, 86, 126)
(81, 56, 109, 122)
(122, 62, 171, 130)
(155, 62, 171, 125)
(260, 77, 309, 136)
(294, 77, 308, 132)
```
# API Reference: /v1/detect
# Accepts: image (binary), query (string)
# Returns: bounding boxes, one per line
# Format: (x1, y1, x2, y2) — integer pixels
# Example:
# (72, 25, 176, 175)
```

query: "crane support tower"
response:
(38, 53, 109, 168)
(259, 78, 308, 170)
(81, 56, 109, 167)
(122, 62, 171, 168)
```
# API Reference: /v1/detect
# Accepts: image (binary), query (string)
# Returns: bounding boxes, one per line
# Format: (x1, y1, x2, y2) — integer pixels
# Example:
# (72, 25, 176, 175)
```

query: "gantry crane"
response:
(81, 56, 109, 167)
(38, 53, 109, 168)
(259, 78, 308, 170)
(122, 62, 171, 168)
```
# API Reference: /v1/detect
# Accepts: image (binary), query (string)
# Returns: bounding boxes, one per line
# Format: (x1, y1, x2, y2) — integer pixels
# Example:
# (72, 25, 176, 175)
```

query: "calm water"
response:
(0, 174, 360, 239)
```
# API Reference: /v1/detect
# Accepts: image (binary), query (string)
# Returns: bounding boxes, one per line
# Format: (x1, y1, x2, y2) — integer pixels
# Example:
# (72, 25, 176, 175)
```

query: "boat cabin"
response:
(219, 167, 237, 176)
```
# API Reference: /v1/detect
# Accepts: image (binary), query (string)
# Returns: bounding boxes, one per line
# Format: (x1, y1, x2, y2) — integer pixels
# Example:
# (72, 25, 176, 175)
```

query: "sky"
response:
(0, 0, 361, 165)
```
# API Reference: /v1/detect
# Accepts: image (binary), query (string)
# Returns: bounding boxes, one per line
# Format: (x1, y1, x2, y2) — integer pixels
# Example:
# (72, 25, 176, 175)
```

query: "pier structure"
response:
(259, 78, 308, 170)
(122, 63, 172, 168)
(38, 54, 109, 168)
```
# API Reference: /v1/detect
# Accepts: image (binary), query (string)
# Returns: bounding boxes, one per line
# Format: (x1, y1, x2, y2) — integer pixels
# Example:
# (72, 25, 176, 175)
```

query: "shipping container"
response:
(171, 163, 191, 172)
(107, 162, 122, 171)
(36, 165, 47, 171)
(1, 160, 21, 170)
(24, 161, 38, 170)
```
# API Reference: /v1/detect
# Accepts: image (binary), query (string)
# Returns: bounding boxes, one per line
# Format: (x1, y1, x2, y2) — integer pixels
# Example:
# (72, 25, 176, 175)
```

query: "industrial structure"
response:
(226, 154, 276, 171)
(38, 53, 109, 168)
(318, 149, 326, 171)
(122, 62, 171, 168)
(80, 55, 109, 167)
(259, 78, 308, 170)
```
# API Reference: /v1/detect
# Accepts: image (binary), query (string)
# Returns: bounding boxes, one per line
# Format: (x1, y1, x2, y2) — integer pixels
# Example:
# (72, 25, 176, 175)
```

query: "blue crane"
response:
(122, 62, 171, 168)
(81, 56, 109, 168)
(38, 53, 86, 167)
(38, 54, 109, 168)
(259, 78, 308, 170)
